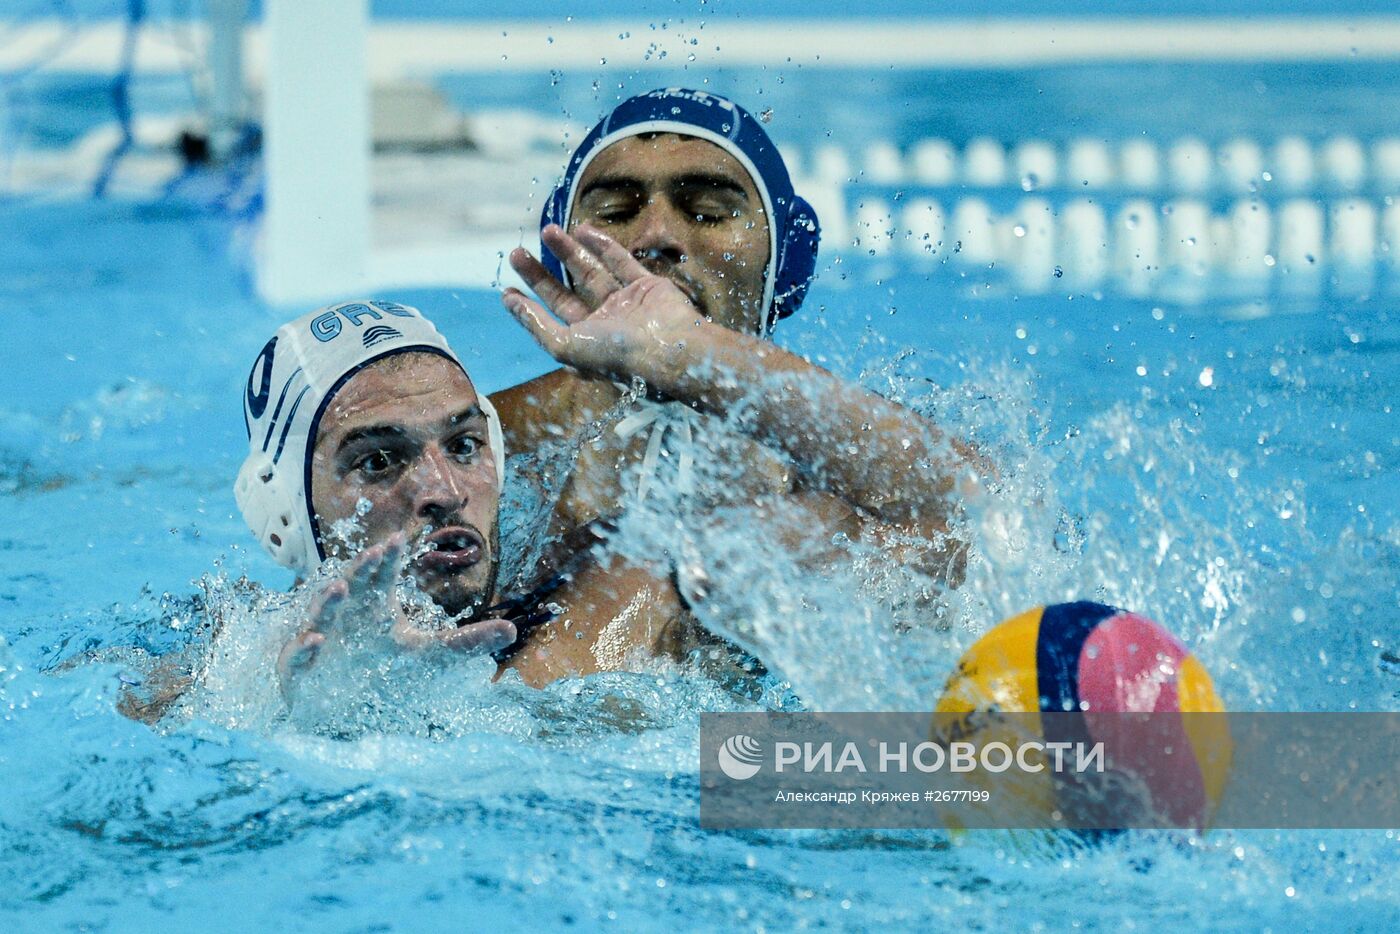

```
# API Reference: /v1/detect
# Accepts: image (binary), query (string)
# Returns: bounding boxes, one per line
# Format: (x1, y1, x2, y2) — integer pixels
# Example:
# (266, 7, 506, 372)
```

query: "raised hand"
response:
(276, 533, 516, 703)
(502, 224, 714, 384)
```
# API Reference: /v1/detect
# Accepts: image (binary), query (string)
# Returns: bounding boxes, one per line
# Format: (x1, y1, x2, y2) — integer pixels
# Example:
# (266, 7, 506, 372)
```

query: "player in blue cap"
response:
(491, 89, 827, 536)
(536, 87, 820, 336)
(490, 89, 982, 567)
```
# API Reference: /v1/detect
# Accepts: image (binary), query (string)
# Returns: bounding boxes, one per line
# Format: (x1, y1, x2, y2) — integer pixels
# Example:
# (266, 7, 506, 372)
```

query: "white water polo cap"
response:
(234, 300, 505, 574)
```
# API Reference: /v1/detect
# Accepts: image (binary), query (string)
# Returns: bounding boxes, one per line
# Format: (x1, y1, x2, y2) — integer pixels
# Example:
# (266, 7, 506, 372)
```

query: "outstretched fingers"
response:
(508, 246, 593, 325)
(572, 223, 652, 284)
(539, 224, 628, 307)
(501, 288, 573, 359)
(394, 617, 517, 654)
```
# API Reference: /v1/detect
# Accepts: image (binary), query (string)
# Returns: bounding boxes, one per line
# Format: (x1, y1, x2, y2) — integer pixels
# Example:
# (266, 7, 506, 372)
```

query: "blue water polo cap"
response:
(541, 88, 820, 335)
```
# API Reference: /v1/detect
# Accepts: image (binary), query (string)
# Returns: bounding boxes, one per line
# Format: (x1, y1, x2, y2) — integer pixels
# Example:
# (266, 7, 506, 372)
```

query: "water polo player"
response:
(237, 301, 720, 699)
(488, 88, 823, 532)
(491, 88, 984, 587)
(236, 236, 985, 707)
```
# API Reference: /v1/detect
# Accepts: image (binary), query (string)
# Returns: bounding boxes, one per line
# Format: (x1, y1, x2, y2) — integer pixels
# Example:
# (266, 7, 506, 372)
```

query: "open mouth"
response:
(414, 526, 485, 572)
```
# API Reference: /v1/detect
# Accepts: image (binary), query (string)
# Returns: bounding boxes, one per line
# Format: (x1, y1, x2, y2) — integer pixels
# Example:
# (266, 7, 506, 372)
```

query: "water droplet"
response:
(1053, 265, 1063, 278)
(759, 108, 773, 123)
(1020, 173, 1039, 192)
(1013, 224, 1027, 238)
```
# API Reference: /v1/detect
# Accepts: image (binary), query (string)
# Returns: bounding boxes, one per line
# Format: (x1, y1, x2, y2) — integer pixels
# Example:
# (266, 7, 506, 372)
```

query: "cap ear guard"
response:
(478, 393, 507, 492)
(770, 194, 822, 326)
(234, 449, 317, 574)
(236, 301, 512, 578)
(539, 182, 571, 287)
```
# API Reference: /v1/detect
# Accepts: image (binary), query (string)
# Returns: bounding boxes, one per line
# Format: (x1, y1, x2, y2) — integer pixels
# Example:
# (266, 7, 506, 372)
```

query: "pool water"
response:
(3, 61, 1400, 930)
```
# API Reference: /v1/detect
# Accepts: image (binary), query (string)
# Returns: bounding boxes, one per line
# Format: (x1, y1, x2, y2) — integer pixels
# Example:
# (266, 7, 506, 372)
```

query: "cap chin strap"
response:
(613, 399, 697, 503)
(236, 394, 507, 575)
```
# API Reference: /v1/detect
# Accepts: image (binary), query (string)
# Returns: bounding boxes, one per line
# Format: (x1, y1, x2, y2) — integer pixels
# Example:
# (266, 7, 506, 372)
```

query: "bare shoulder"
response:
(488, 368, 622, 454)
(497, 555, 697, 688)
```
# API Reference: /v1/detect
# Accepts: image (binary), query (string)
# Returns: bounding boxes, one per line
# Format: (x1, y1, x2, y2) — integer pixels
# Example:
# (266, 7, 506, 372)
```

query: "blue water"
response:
(3, 56, 1400, 934)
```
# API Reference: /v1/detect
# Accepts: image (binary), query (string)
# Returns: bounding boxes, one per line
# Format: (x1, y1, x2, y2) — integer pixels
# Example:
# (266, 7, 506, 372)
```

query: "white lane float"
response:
(1167, 137, 1213, 194)
(1058, 198, 1109, 291)
(1119, 138, 1162, 190)
(900, 197, 946, 259)
(1276, 199, 1325, 295)
(1319, 136, 1367, 192)
(1112, 198, 1161, 297)
(1005, 197, 1056, 294)
(1011, 139, 1058, 190)
(964, 137, 1007, 187)
(1066, 138, 1115, 189)
(1330, 197, 1377, 296)
(911, 138, 957, 186)
(864, 140, 904, 184)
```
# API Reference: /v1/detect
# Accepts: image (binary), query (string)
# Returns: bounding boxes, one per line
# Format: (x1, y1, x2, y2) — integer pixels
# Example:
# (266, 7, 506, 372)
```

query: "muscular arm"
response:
(631, 314, 985, 535)
(503, 224, 991, 543)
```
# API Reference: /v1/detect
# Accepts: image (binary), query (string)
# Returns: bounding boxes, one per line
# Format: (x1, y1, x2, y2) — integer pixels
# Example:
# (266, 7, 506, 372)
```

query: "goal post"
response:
(257, 0, 371, 307)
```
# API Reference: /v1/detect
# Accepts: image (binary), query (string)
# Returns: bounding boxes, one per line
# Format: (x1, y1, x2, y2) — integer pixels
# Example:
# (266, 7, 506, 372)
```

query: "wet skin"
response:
(283, 351, 708, 695)
(308, 352, 500, 618)
(490, 133, 786, 533)
(568, 133, 771, 334)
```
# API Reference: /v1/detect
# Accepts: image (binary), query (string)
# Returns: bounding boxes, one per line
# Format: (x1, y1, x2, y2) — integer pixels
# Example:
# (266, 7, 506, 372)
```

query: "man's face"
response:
(308, 353, 500, 618)
(570, 132, 771, 333)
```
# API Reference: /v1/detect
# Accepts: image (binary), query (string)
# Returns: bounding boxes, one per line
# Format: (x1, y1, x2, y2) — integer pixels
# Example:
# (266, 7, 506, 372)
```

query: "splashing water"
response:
(4, 189, 1398, 927)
